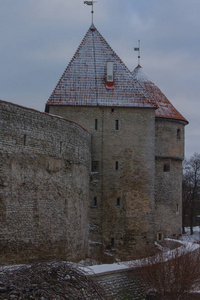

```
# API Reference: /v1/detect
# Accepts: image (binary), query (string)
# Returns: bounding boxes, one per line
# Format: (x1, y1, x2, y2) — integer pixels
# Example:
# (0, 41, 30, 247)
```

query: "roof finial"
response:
(84, 1, 97, 25)
(134, 40, 141, 66)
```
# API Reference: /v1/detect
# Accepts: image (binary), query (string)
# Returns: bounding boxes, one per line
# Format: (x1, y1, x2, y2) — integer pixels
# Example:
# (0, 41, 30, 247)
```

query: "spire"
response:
(46, 26, 157, 109)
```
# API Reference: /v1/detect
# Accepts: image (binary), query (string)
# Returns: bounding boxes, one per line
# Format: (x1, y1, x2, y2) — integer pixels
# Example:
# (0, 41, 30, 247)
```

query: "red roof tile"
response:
(132, 65, 188, 123)
(46, 25, 157, 110)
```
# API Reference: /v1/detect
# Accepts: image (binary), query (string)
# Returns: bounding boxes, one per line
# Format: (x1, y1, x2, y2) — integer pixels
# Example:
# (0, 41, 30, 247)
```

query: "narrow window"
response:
(64, 199, 68, 216)
(111, 108, 114, 113)
(164, 164, 170, 172)
(93, 197, 97, 207)
(111, 238, 115, 247)
(95, 119, 98, 131)
(23, 134, 27, 146)
(115, 161, 119, 170)
(60, 141, 63, 153)
(115, 120, 119, 130)
(92, 161, 99, 173)
(117, 197, 120, 207)
(176, 204, 179, 214)
(177, 129, 181, 141)
(157, 232, 163, 242)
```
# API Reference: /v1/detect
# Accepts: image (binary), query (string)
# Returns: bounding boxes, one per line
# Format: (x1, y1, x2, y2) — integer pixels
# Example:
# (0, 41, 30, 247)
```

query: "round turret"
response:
(132, 65, 188, 240)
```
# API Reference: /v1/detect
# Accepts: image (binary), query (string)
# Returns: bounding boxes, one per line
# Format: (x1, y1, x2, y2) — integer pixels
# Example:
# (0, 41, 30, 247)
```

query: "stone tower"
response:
(132, 65, 188, 241)
(46, 25, 188, 261)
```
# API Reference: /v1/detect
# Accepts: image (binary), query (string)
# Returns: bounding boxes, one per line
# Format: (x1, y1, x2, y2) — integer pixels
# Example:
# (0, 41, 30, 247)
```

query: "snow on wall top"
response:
(132, 65, 188, 123)
(46, 25, 157, 110)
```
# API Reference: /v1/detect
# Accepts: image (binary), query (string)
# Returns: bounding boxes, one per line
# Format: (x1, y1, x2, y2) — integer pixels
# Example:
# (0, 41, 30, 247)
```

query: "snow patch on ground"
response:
(181, 226, 200, 243)
(81, 232, 200, 275)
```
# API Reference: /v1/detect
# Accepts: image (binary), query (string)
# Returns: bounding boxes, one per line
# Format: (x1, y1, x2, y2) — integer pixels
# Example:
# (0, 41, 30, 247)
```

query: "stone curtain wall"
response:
(0, 100, 91, 264)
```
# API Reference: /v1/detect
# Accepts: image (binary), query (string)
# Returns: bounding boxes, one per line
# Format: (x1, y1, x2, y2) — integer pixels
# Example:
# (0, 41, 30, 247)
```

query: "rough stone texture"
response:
(155, 118, 185, 160)
(0, 100, 91, 264)
(155, 119, 185, 239)
(49, 105, 156, 261)
(43, 24, 188, 263)
(0, 99, 187, 264)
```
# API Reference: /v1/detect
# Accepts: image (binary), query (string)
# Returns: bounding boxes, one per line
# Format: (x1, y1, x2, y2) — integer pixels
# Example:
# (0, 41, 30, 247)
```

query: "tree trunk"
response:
(190, 205, 194, 235)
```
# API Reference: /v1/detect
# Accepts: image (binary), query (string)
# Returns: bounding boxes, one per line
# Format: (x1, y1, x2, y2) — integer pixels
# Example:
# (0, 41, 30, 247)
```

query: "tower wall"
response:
(155, 118, 185, 239)
(49, 105, 156, 261)
(0, 100, 91, 264)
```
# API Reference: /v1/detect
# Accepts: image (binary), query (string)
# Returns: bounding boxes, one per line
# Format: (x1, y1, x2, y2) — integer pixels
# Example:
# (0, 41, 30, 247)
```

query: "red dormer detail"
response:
(106, 81, 114, 88)
(106, 61, 114, 87)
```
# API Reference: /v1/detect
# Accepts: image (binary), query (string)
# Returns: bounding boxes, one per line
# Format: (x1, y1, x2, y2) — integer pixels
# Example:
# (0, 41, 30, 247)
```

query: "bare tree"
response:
(138, 247, 200, 300)
(0, 261, 106, 299)
(182, 153, 200, 235)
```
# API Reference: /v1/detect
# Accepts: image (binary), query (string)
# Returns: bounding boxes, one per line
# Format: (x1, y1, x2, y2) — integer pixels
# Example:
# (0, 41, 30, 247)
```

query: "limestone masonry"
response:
(0, 100, 91, 263)
(0, 24, 188, 264)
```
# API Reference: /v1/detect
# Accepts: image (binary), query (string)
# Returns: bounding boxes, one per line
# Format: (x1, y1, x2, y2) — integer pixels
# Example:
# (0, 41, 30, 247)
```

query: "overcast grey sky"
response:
(0, 0, 199, 158)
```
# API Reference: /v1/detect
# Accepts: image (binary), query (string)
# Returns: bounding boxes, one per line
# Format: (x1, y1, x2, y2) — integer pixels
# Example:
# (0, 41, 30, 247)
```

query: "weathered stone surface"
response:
(0, 98, 186, 264)
(0, 100, 91, 264)
(155, 119, 185, 240)
(49, 106, 156, 260)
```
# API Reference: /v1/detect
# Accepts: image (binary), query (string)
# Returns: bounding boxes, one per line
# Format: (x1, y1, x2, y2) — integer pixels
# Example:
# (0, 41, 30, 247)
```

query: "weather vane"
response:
(84, 1, 97, 24)
(134, 40, 141, 66)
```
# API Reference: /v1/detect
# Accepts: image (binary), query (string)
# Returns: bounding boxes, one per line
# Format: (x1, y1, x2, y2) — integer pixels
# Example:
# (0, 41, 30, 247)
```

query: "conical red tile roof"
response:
(46, 25, 157, 110)
(132, 65, 188, 123)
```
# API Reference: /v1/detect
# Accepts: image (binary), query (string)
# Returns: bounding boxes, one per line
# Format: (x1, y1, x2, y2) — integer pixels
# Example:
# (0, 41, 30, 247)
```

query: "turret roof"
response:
(46, 25, 157, 110)
(132, 65, 188, 123)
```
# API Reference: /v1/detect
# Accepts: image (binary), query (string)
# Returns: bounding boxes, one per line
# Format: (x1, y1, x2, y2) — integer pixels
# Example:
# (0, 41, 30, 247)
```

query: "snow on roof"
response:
(132, 65, 188, 123)
(46, 25, 157, 110)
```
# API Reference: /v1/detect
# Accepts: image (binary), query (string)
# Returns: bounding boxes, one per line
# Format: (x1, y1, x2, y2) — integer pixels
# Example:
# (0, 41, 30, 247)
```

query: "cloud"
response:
(0, 0, 199, 157)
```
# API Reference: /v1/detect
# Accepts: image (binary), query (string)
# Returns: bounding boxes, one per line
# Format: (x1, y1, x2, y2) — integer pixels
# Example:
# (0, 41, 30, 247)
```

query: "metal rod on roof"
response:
(138, 40, 140, 65)
(84, 1, 97, 24)
(92, 1, 94, 24)
(134, 40, 141, 66)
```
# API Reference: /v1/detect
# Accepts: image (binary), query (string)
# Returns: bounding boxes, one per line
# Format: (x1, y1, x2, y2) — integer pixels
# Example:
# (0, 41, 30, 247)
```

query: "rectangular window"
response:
(177, 129, 181, 141)
(92, 161, 99, 173)
(111, 238, 115, 247)
(117, 197, 120, 207)
(60, 141, 63, 153)
(115, 120, 119, 130)
(23, 134, 27, 146)
(93, 197, 97, 207)
(95, 119, 98, 130)
(157, 232, 163, 242)
(164, 164, 170, 172)
(115, 161, 119, 170)
(176, 204, 179, 214)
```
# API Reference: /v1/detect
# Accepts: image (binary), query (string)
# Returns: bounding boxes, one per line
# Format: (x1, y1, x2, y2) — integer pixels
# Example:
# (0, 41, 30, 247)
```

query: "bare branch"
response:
(0, 261, 107, 299)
